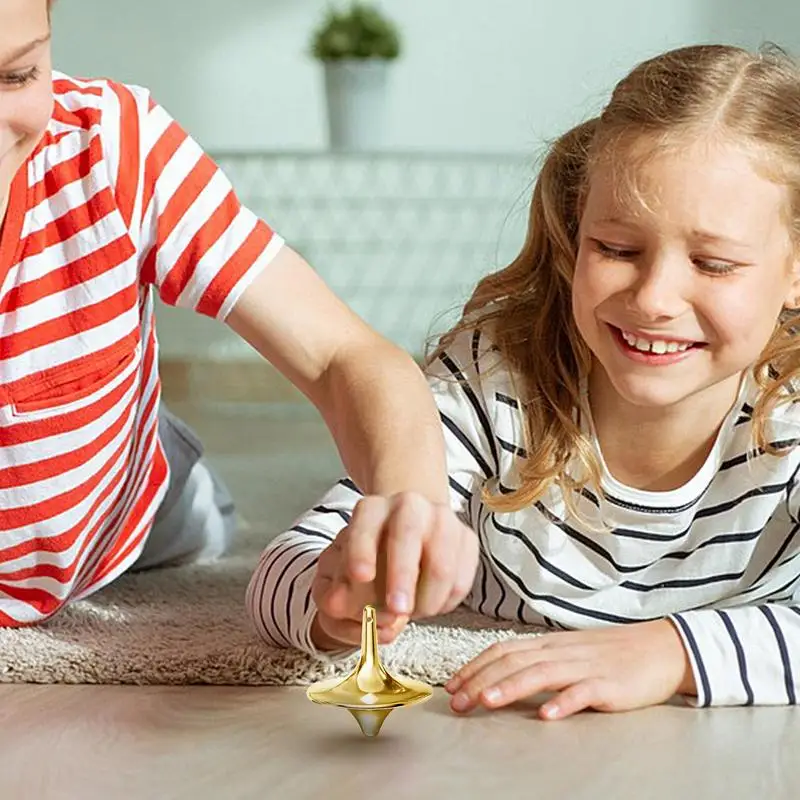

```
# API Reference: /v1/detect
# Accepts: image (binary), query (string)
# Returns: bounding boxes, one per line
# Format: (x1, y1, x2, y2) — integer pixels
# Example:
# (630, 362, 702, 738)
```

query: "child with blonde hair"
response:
(0, 0, 470, 625)
(251, 43, 800, 719)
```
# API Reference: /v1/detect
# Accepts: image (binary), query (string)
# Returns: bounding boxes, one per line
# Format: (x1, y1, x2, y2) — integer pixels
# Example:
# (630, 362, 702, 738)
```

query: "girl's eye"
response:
(0, 66, 40, 87)
(593, 240, 639, 259)
(695, 259, 737, 276)
(592, 238, 741, 276)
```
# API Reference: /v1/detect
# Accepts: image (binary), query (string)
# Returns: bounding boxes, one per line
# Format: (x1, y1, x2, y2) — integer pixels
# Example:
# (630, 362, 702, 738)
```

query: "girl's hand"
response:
(310, 492, 479, 650)
(445, 620, 696, 720)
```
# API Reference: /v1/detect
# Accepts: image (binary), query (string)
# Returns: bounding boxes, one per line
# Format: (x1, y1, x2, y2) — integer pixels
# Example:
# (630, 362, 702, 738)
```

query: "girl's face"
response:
(0, 0, 53, 227)
(571, 135, 800, 417)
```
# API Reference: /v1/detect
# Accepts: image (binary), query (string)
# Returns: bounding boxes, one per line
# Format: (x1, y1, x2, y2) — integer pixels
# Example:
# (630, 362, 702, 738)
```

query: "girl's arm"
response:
(669, 601, 800, 707)
(669, 469, 800, 707)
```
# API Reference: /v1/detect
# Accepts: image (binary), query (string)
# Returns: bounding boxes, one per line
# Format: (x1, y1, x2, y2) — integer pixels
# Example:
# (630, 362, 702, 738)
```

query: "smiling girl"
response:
(250, 43, 800, 719)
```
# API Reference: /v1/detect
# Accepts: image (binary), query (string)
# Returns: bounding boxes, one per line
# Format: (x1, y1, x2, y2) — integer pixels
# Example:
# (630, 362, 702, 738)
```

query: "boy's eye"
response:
(0, 66, 40, 87)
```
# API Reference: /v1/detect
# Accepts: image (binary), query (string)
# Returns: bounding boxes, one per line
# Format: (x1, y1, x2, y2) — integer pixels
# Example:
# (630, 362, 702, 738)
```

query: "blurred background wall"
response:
(51, 0, 800, 361)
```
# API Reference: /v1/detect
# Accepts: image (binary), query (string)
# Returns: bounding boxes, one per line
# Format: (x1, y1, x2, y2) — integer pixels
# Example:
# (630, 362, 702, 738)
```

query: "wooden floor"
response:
(1, 402, 799, 799)
(1, 684, 797, 800)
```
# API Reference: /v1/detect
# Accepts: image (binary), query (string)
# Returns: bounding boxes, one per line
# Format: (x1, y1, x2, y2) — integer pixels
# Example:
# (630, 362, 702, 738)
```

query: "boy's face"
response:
(0, 0, 53, 228)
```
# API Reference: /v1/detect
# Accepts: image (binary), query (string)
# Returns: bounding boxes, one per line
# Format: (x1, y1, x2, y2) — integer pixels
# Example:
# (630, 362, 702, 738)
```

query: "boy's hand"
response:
(310, 492, 479, 650)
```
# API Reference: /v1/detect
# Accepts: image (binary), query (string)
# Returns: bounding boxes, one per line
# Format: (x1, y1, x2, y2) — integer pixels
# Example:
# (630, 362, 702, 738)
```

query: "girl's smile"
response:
(607, 324, 705, 366)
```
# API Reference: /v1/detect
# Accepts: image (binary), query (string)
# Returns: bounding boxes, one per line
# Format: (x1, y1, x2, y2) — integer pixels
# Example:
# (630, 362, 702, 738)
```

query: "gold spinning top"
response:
(306, 604, 433, 737)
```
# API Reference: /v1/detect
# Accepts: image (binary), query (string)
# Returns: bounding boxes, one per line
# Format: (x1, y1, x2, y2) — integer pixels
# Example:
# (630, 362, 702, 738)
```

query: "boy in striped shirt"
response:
(0, 0, 469, 625)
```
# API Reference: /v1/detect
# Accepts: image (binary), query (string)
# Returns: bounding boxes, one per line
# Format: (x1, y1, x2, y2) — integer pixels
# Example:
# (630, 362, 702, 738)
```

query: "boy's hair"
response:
(430, 44, 800, 516)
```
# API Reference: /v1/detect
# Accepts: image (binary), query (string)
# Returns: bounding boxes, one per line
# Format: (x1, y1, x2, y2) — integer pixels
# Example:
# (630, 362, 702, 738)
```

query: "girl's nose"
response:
(626, 257, 688, 321)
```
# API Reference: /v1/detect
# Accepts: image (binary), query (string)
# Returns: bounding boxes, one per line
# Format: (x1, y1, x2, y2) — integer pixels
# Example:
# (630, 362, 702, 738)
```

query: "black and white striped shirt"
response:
(247, 329, 800, 708)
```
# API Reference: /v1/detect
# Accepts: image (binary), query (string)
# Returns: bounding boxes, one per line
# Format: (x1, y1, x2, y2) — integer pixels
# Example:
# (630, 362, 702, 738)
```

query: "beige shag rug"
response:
(0, 522, 543, 686)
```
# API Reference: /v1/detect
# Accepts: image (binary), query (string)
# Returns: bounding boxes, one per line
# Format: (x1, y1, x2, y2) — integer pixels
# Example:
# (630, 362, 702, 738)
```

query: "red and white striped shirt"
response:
(0, 72, 283, 625)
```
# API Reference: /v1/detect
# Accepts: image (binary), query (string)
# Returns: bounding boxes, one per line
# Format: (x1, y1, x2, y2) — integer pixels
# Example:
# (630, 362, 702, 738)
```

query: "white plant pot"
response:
(323, 59, 390, 151)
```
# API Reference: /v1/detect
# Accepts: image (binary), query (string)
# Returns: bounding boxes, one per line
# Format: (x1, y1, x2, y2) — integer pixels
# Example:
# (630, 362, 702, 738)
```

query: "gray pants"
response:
(132, 405, 238, 571)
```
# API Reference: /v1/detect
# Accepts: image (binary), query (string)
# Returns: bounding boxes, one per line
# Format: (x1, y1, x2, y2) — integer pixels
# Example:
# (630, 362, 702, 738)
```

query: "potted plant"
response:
(310, 2, 402, 151)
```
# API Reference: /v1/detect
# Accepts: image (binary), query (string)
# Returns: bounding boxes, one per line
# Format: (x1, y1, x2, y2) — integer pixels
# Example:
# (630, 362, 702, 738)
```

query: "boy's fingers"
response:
(311, 572, 333, 607)
(318, 611, 409, 648)
(345, 496, 391, 582)
(317, 539, 341, 574)
(318, 582, 352, 619)
(383, 493, 432, 614)
(315, 581, 346, 619)
(376, 610, 403, 628)
(415, 507, 460, 616)
(318, 617, 362, 646)
(311, 541, 342, 605)
(318, 618, 399, 647)
(442, 531, 480, 613)
(330, 579, 383, 620)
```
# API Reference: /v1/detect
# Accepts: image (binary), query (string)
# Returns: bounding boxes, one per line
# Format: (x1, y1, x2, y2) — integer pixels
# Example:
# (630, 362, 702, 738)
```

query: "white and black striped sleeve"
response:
(245, 478, 361, 654)
(669, 603, 800, 707)
(668, 463, 800, 708)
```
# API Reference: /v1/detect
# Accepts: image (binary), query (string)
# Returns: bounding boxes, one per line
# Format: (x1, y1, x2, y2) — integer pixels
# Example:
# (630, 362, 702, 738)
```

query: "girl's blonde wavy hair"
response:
(428, 43, 800, 516)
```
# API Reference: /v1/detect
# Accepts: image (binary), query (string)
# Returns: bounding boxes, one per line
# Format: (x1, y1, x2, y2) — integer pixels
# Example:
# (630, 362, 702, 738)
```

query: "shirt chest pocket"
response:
(7, 332, 143, 422)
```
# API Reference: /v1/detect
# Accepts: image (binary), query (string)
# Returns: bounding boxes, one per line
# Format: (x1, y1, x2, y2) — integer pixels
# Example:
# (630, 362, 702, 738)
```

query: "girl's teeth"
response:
(620, 330, 692, 353)
(652, 340, 669, 354)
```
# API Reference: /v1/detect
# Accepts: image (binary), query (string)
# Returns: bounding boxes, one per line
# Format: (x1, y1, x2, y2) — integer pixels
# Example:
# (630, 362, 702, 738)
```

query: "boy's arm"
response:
(133, 91, 448, 505)
(247, 331, 500, 654)
(225, 248, 449, 503)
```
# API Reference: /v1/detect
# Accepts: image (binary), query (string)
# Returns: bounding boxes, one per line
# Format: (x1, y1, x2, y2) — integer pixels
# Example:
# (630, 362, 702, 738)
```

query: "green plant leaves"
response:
(311, 2, 401, 61)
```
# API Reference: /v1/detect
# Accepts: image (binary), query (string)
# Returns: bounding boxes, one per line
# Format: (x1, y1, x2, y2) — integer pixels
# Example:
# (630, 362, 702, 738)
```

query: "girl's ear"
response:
(784, 252, 800, 310)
